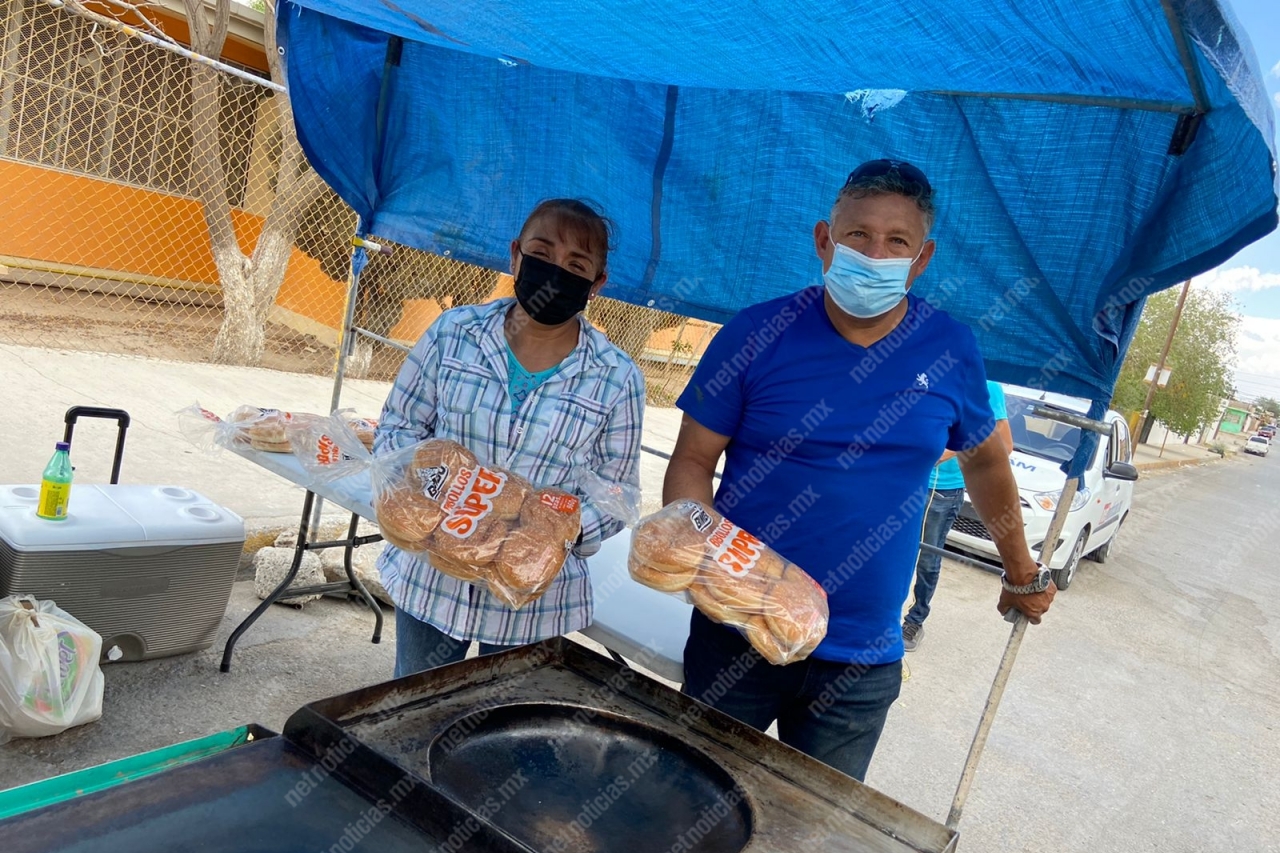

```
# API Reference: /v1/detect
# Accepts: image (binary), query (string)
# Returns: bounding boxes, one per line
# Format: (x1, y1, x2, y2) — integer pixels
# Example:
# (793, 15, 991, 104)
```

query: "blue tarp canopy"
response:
(279, 0, 1278, 409)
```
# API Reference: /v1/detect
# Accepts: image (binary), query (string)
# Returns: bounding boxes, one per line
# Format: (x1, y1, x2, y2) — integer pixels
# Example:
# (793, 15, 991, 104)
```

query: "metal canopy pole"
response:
(45, 0, 285, 93)
(309, 34, 402, 535)
(945, 406, 1112, 831)
(309, 236, 389, 535)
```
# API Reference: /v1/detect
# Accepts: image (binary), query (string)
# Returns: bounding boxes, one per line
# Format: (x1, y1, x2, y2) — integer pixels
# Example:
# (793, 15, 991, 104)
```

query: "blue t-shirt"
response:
(677, 288, 996, 665)
(929, 381, 1007, 490)
(507, 346, 560, 414)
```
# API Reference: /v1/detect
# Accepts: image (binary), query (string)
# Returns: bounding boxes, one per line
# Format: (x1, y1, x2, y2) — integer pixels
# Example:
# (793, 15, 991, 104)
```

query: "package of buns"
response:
(628, 500, 827, 665)
(288, 409, 377, 484)
(177, 404, 323, 454)
(371, 439, 582, 608)
(337, 411, 378, 451)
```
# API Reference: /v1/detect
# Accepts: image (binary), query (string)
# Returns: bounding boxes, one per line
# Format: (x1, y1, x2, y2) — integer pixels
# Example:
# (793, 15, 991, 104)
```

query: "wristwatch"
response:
(1000, 563, 1051, 595)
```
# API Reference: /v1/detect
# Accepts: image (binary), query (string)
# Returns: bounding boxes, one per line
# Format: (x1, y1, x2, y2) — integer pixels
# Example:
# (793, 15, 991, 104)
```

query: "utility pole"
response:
(1139, 279, 1191, 444)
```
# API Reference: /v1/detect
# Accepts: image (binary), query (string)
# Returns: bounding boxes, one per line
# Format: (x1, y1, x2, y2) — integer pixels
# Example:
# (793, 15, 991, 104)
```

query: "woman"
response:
(374, 199, 644, 677)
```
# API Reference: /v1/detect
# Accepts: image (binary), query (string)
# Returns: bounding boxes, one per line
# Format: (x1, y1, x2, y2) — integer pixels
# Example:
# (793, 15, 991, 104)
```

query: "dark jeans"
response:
(905, 487, 965, 627)
(681, 610, 902, 782)
(393, 608, 516, 678)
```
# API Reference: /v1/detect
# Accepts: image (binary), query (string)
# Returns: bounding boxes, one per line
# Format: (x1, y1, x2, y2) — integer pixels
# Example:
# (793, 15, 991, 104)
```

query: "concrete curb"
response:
(1134, 454, 1226, 473)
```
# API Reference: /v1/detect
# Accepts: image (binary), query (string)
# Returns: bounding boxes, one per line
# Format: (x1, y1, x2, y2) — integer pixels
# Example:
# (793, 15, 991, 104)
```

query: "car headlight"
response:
(1033, 488, 1091, 512)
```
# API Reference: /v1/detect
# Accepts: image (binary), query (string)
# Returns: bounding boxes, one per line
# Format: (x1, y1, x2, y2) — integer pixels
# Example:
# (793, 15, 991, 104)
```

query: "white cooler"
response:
(0, 484, 245, 661)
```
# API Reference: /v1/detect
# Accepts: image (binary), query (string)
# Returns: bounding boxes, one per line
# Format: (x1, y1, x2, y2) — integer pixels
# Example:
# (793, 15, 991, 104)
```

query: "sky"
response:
(1198, 0, 1280, 403)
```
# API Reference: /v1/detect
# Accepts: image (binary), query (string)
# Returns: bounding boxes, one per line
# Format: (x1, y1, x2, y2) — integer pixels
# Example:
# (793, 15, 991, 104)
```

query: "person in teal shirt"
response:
(902, 380, 1011, 651)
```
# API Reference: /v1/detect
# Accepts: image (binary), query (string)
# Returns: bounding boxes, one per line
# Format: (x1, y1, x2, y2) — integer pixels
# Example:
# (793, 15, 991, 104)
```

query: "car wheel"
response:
(1051, 531, 1088, 591)
(1087, 515, 1124, 564)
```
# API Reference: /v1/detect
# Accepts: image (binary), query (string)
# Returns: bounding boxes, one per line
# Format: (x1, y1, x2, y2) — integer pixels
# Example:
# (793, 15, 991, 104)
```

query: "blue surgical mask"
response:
(823, 242, 919, 319)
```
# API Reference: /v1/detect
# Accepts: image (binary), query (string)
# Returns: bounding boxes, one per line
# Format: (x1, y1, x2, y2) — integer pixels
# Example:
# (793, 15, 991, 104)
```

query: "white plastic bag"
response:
(0, 595, 104, 743)
(628, 500, 828, 665)
(176, 403, 323, 454)
(287, 409, 375, 484)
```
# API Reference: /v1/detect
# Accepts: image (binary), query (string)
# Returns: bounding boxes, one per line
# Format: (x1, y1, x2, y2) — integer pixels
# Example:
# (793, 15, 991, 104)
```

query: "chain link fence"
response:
(0, 0, 717, 398)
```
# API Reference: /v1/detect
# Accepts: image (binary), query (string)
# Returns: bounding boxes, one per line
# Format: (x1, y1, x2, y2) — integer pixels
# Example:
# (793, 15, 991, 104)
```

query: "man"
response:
(902, 379, 1012, 652)
(664, 159, 1054, 782)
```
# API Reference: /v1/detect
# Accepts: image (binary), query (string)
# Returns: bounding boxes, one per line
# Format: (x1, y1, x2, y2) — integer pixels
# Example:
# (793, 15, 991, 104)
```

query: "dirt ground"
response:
(0, 281, 378, 378)
(0, 281, 696, 399)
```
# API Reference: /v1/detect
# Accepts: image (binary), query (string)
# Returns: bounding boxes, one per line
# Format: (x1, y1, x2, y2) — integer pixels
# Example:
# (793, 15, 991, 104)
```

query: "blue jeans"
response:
(681, 610, 902, 782)
(905, 487, 965, 627)
(393, 609, 517, 678)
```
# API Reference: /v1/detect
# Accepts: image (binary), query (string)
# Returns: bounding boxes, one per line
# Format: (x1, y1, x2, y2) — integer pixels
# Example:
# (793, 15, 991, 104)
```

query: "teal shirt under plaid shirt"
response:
(374, 298, 644, 645)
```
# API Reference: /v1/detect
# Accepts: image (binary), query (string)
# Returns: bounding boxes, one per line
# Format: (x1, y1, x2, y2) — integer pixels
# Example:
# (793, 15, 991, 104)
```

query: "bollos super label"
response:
(705, 520, 764, 577)
(439, 466, 507, 539)
(315, 435, 350, 465)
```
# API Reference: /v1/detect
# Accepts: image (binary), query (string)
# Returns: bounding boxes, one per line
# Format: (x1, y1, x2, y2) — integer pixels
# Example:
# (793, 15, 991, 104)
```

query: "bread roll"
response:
(491, 490, 581, 608)
(631, 499, 718, 577)
(691, 529, 783, 622)
(628, 555, 695, 593)
(427, 550, 489, 583)
(743, 616, 791, 666)
(528, 488, 581, 545)
(408, 440, 478, 501)
(375, 486, 444, 551)
(248, 436, 293, 453)
(763, 566, 828, 651)
(688, 581, 748, 626)
(344, 416, 377, 451)
(430, 512, 509, 567)
(486, 473, 529, 522)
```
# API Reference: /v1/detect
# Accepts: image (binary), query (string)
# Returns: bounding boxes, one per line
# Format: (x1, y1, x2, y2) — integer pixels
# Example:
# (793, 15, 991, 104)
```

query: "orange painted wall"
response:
(0, 160, 346, 328)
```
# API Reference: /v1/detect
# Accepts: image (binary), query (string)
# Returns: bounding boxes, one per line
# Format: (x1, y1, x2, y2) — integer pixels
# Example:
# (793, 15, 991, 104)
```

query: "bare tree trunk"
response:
(348, 339, 374, 380)
(183, 0, 329, 366)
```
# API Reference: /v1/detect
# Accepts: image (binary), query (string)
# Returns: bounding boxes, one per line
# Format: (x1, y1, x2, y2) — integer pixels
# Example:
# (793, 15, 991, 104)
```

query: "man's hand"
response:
(958, 431, 1055, 624)
(998, 583, 1057, 625)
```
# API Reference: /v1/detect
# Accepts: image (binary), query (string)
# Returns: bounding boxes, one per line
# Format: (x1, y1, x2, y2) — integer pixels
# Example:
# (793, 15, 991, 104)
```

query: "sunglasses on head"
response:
(843, 159, 933, 198)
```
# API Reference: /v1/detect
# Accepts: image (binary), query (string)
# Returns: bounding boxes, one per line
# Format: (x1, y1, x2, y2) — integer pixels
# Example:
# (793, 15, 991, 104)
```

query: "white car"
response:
(946, 385, 1138, 590)
(1244, 436, 1270, 456)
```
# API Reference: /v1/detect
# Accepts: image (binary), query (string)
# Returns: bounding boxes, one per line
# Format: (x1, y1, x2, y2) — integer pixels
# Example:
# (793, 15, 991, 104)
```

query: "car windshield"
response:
(1250, 437, 1266, 443)
(1006, 394, 1084, 464)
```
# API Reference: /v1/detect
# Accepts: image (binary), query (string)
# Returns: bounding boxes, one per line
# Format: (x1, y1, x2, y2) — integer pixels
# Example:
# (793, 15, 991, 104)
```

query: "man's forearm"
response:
(662, 455, 717, 507)
(962, 454, 1038, 584)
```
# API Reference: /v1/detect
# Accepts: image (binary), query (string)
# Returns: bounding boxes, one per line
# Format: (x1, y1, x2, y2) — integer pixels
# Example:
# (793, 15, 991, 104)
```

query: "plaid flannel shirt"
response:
(374, 298, 644, 645)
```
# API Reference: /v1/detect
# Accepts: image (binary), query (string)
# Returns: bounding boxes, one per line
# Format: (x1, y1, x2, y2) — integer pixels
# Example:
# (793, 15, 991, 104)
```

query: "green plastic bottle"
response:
(37, 441, 73, 521)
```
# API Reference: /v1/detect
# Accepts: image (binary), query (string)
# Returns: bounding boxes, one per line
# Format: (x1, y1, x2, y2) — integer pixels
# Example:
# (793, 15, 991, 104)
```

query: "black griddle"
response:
(284, 638, 958, 852)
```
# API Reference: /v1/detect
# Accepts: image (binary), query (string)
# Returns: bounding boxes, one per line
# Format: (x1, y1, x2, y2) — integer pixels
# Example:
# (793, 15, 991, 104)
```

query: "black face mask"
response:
(514, 251, 597, 326)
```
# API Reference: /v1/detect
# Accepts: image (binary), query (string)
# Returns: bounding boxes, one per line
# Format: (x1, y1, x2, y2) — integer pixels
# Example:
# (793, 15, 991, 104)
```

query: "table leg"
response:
(340, 512, 383, 643)
(220, 491, 316, 673)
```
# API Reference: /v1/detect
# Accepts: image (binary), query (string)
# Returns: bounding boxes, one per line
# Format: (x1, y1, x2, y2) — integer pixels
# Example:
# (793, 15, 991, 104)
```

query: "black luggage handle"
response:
(63, 406, 131, 485)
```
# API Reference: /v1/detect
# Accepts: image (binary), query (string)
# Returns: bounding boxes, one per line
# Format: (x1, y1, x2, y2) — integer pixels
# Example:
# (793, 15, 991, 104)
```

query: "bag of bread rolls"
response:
(628, 499, 828, 665)
(177, 404, 323, 454)
(370, 439, 582, 609)
(336, 410, 378, 451)
(288, 409, 375, 484)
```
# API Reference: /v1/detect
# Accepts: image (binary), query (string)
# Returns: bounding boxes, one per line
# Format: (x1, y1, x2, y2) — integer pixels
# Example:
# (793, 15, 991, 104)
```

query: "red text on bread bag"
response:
(539, 492, 581, 514)
(440, 466, 507, 539)
(706, 520, 763, 577)
(315, 435, 343, 464)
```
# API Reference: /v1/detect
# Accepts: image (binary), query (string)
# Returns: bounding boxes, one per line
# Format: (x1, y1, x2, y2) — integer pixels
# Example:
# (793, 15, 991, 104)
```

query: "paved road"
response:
(868, 453, 1279, 852)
